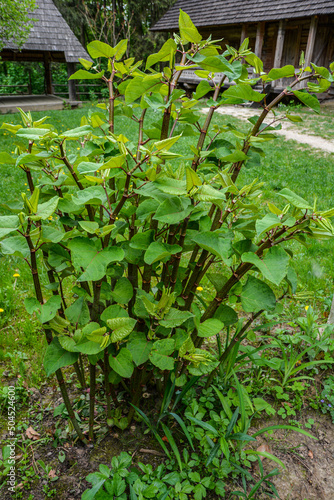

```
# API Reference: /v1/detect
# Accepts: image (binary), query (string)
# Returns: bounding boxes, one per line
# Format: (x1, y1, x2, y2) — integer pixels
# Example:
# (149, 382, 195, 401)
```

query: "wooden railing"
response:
(0, 84, 30, 95)
(52, 82, 106, 100)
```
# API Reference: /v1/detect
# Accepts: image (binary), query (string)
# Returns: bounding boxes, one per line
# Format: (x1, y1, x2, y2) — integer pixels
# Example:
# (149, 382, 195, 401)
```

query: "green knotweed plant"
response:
(1, 10, 334, 442)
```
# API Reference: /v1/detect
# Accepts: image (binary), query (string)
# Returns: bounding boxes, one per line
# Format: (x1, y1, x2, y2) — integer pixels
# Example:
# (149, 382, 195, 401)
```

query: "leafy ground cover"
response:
(1, 22, 334, 499)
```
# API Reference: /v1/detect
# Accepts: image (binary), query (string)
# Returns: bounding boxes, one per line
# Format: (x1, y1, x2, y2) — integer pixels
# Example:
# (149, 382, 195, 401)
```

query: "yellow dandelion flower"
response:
(196, 286, 203, 292)
(27, 188, 30, 191)
(24, 183, 27, 186)
(13, 273, 20, 278)
(77, 147, 80, 150)
(115, 217, 119, 220)
(48, 216, 53, 220)
(305, 305, 309, 311)
(0, 308, 4, 313)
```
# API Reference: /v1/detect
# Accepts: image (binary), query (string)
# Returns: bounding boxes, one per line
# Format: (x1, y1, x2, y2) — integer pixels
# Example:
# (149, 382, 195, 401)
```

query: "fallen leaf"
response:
(48, 469, 58, 480)
(162, 436, 169, 442)
(25, 426, 40, 440)
(308, 450, 314, 459)
(257, 443, 272, 461)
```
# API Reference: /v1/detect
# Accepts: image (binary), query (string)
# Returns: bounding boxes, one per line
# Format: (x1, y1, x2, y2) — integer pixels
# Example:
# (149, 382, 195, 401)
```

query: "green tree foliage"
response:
(0, 0, 36, 50)
(54, 0, 175, 59)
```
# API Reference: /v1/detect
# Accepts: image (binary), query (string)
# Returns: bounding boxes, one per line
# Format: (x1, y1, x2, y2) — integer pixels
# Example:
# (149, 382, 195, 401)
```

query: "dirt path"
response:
(203, 106, 334, 154)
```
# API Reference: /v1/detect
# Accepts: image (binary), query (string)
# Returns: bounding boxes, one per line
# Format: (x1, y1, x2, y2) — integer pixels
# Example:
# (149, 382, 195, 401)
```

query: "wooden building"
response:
(0, 0, 90, 102)
(152, 0, 334, 92)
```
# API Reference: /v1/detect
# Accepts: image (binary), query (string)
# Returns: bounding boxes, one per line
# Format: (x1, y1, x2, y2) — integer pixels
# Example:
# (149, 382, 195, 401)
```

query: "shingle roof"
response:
(2, 0, 89, 62)
(152, 0, 334, 31)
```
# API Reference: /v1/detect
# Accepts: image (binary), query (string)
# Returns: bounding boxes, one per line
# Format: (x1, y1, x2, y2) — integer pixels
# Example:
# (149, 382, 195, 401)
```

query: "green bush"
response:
(0, 10, 334, 444)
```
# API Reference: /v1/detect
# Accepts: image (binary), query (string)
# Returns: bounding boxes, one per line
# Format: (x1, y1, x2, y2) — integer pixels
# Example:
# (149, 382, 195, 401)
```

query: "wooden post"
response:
(305, 16, 318, 67)
(43, 54, 53, 95)
(273, 20, 286, 68)
(254, 22, 265, 58)
(300, 16, 318, 89)
(240, 23, 248, 45)
(67, 62, 78, 102)
(272, 20, 286, 89)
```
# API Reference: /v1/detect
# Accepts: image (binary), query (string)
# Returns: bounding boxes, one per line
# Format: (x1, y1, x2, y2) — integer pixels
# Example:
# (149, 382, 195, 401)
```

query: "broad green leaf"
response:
(149, 339, 175, 370)
(186, 166, 201, 191)
(198, 319, 224, 337)
(266, 65, 295, 81)
(153, 178, 187, 196)
(109, 348, 134, 378)
(79, 58, 93, 70)
(107, 317, 136, 342)
(41, 226, 65, 243)
(125, 75, 162, 104)
(286, 113, 303, 123)
(101, 304, 129, 323)
(159, 309, 194, 328)
(223, 84, 265, 103)
(65, 297, 90, 326)
(255, 213, 282, 238)
(87, 40, 115, 58)
(60, 125, 93, 139)
(77, 161, 103, 175)
(127, 332, 153, 366)
(44, 337, 79, 377)
(72, 186, 106, 205)
(154, 197, 192, 225)
(153, 134, 182, 152)
(278, 188, 312, 210)
(146, 39, 177, 69)
(129, 230, 155, 250)
(0, 235, 29, 258)
(0, 215, 20, 239)
(68, 69, 104, 80)
(31, 196, 59, 221)
(144, 241, 182, 265)
(192, 231, 232, 262)
(199, 56, 233, 74)
(214, 305, 238, 326)
(37, 295, 61, 324)
(241, 246, 290, 286)
(292, 90, 320, 113)
(113, 39, 128, 60)
(110, 277, 133, 305)
(78, 221, 99, 234)
(240, 276, 276, 312)
(67, 237, 124, 282)
(16, 128, 52, 140)
(74, 340, 104, 355)
(193, 80, 212, 99)
(179, 9, 202, 43)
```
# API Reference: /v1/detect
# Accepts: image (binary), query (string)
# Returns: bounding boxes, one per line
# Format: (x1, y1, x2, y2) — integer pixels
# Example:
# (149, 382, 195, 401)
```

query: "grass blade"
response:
(225, 406, 239, 439)
(169, 412, 194, 450)
(172, 375, 200, 410)
(252, 424, 317, 440)
(187, 416, 219, 435)
(161, 422, 182, 471)
(205, 441, 221, 466)
(243, 449, 286, 469)
(130, 404, 171, 458)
